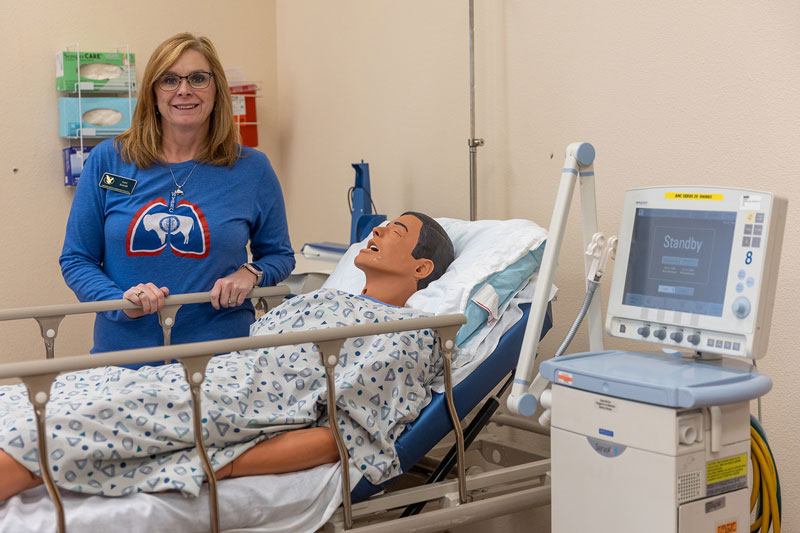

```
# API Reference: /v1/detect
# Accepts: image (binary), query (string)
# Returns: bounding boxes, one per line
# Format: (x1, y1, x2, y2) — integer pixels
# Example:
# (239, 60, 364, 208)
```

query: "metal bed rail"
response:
(0, 286, 290, 359)
(0, 298, 466, 533)
(326, 460, 551, 533)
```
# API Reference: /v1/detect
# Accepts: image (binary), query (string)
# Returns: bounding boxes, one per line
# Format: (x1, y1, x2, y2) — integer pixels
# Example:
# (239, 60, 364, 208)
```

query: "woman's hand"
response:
(123, 283, 170, 319)
(209, 267, 258, 310)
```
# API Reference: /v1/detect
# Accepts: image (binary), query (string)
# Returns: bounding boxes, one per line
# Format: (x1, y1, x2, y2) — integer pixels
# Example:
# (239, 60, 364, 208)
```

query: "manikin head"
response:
(354, 212, 455, 307)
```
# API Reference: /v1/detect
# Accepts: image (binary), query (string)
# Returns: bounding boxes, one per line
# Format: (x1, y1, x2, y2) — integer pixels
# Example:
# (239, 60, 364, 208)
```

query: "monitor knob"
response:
(653, 329, 667, 340)
(687, 333, 701, 345)
(732, 297, 751, 318)
(670, 331, 684, 343)
(637, 326, 651, 338)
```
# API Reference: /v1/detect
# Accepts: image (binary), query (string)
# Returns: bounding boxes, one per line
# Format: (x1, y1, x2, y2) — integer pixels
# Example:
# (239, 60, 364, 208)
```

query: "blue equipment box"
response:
(63, 146, 93, 186)
(58, 97, 136, 137)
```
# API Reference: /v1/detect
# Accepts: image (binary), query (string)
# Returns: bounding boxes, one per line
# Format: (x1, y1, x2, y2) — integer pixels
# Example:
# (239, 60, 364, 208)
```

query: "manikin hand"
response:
(123, 283, 170, 319)
(209, 267, 258, 310)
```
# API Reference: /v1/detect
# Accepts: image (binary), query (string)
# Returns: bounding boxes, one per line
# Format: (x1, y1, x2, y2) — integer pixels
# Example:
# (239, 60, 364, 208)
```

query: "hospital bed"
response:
(0, 214, 558, 533)
(0, 143, 596, 533)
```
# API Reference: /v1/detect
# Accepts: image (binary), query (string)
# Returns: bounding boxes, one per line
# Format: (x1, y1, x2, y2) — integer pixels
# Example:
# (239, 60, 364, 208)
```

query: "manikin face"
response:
(155, 49, 216, 135)
(354, 214, 427, 279)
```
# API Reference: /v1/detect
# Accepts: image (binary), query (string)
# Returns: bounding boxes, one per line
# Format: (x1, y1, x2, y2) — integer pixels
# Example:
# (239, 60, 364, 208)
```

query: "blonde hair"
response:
(116, 33, 240, 168)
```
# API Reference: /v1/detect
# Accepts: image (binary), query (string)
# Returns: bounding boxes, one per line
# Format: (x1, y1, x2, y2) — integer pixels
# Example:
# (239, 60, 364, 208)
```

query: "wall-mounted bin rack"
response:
(58, 44, 136, 186)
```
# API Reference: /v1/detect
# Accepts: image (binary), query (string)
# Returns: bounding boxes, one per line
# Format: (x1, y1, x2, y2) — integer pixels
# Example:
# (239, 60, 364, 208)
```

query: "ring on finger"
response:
(228, 298, 235, 305)
(136, 290, 145, 297)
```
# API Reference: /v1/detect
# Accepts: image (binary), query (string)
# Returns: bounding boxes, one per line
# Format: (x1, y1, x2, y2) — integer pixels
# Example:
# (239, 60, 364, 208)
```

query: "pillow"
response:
(452, 245, 544, 345)
(321, 217, 547, 346)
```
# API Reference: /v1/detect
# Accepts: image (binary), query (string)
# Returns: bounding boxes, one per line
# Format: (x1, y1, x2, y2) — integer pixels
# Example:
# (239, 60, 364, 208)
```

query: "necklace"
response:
(167, 162, 198, 212)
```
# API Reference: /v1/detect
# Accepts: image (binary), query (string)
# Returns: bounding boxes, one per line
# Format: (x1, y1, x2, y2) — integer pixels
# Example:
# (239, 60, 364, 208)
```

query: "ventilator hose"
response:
(750, 416, 781, 533)
(553, 280, 598, 358)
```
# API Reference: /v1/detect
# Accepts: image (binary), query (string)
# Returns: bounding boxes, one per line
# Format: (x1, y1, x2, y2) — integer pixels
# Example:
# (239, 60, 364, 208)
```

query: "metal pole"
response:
(468, 0, 484, 221)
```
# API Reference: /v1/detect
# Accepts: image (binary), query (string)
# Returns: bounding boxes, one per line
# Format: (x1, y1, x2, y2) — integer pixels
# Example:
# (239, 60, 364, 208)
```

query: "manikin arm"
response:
(0, 449, 44, 501)
(0, 427, 340, 501)
(215, 427, 339, 480)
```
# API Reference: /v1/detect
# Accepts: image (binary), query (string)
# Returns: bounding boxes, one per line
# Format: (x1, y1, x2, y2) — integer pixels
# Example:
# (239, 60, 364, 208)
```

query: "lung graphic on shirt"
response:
(126, 198, 210, 257)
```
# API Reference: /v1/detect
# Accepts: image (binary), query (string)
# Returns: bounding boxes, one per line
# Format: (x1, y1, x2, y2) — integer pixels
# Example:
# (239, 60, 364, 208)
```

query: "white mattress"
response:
(0, 462, 362, 533)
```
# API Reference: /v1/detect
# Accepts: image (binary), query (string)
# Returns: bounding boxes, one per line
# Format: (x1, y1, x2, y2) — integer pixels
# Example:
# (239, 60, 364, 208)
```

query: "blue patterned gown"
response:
(0, 289, 440, 497)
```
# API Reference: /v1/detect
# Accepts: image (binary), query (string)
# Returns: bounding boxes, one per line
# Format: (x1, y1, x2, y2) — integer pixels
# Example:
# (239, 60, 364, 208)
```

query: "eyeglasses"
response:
(156, 71, 215, 91)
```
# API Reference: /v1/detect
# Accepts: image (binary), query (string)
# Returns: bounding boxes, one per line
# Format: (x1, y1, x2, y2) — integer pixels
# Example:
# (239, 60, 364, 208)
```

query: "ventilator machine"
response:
(539, 186, 786, 532)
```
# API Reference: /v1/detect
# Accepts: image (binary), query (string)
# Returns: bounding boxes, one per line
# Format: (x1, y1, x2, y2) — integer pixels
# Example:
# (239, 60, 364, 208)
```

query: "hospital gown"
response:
(0, 289, 440, 497)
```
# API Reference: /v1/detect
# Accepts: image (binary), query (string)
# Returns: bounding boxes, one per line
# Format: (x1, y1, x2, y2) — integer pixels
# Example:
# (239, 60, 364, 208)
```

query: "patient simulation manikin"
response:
(0, 213, 455, 501)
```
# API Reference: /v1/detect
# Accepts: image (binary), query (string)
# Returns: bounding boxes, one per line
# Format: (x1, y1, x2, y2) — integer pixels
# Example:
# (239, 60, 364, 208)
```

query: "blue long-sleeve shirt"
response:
(60, 140, 295, 359)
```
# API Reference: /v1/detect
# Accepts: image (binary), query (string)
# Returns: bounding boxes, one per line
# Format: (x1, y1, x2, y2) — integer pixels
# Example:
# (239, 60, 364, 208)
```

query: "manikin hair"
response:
(402, 212, 455, 290)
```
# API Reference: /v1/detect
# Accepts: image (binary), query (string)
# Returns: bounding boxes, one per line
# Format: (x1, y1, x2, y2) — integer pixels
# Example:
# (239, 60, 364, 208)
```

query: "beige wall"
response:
(0, 0, 797, 529)
(276, 1, 799, 529)
(0, 1, 279, 361)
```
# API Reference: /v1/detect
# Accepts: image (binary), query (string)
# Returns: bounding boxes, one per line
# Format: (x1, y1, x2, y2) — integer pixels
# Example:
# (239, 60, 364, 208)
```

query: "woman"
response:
(60, 33, 295, 365)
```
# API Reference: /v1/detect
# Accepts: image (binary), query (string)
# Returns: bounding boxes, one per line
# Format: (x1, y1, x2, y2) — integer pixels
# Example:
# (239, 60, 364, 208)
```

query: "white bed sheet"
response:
(0, 462, 362, 533)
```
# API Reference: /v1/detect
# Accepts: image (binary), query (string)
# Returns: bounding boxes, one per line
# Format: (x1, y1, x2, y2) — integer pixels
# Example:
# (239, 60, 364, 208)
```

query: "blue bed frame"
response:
(351, 302, 552, 502)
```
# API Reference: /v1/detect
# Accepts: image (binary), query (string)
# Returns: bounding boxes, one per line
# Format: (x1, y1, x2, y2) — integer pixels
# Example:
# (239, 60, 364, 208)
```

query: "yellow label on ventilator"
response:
(705, 453, 748, 497)
(666, 192, 724, 201)
(707, 453, 748, 484)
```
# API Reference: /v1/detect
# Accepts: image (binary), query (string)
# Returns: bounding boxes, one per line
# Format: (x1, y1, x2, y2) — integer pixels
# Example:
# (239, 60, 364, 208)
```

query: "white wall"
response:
(276, 1, 799, 529)
(0, 0, 279, 361)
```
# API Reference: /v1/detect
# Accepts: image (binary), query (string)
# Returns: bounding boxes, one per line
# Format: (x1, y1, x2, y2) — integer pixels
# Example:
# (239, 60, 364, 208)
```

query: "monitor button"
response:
(732, 297, 751, 318)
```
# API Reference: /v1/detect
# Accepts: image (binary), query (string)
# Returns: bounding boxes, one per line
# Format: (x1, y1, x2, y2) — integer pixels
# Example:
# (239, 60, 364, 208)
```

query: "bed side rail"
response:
(0, 286, 290, 359)
(0, 312, 466, 533)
